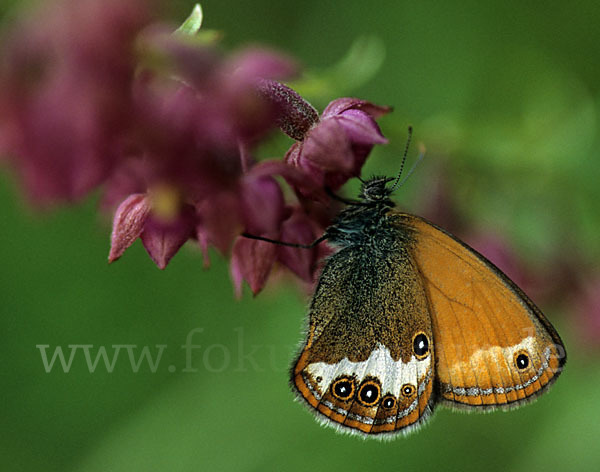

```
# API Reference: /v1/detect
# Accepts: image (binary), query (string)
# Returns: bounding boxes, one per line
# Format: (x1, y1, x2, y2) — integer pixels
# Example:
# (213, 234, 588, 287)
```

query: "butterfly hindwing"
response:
(393, 212, 566, 409)
(292, 239, 435, 436)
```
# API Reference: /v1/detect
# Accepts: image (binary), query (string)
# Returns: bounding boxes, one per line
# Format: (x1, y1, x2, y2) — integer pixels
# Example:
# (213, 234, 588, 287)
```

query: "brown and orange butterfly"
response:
(289, 169, 566, 437)
(246, 136, 566, 438)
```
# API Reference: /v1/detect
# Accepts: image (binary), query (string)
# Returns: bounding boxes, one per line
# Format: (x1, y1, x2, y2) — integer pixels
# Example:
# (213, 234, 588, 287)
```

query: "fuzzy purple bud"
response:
(256, 79, 319, 140)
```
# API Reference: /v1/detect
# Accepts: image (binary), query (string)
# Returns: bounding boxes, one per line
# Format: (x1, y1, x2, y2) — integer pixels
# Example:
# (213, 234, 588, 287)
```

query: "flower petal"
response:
(252, 158, 328, 202)
(230, 235, 278, 296)
(302, 118, 354, 171)
(108, 193, 151, 263)
(277, 208, 319, 282)
(196, 191, 242, 255)
(140, 204, 196, 269)
(195, 224, 211, 268)
(322, 97, 392, 119)
(335, 109, 388, 146)
(284, 143, 325, 188)
(240, 174, 285, 235)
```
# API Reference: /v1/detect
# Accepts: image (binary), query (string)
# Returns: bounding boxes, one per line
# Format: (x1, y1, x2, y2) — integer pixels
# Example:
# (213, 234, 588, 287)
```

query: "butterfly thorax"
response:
(325, 177, 407, 250)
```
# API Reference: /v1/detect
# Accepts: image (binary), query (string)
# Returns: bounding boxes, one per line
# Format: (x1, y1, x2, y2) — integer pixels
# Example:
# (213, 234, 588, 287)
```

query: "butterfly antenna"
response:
(389, 126, 412, 192)
(394, 142, 426, 189)
(242, 232, 328, 249)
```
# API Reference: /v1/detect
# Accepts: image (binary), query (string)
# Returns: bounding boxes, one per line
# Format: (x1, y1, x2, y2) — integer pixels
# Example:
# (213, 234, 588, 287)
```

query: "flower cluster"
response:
(0, 0, 390, 295)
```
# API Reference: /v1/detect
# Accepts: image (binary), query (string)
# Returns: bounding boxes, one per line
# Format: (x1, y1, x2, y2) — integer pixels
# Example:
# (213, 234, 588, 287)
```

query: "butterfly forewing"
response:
(292, 241, 436, 436)
(394, 212, 566, 409)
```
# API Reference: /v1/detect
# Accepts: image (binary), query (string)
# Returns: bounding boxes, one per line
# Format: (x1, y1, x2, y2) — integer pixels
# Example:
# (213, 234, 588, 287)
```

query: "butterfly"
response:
(244, 132, 566, 438)
(286, 156, 566, 438)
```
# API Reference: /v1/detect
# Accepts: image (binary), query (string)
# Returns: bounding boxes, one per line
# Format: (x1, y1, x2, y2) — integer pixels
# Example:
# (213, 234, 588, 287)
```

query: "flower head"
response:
(0, 0, 153, 203)
(284, 96, 391, 193)
(1, 0, 392, 295)
(106, 49, 299, 271)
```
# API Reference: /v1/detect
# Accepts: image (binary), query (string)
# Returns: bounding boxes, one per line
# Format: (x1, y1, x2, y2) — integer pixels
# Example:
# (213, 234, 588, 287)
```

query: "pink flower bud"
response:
(108, 194, 151, 263)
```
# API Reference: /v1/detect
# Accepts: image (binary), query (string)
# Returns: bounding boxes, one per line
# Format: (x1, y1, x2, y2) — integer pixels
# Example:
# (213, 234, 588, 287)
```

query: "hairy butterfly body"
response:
(291, 177, 566, 437)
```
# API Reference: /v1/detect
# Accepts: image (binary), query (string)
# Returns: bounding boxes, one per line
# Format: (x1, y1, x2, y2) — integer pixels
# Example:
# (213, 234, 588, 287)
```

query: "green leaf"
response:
(175, 4, 204, 36)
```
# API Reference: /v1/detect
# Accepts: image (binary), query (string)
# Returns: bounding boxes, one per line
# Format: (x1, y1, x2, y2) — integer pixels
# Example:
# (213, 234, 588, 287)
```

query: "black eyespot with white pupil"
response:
(382, 395, 396, 409)
(413, 332, 430, 359)
(402, 384, 416, 397)
(331, 377, 354, 401)
(357, 381, 381, 407)
(515, 352, 530, 370)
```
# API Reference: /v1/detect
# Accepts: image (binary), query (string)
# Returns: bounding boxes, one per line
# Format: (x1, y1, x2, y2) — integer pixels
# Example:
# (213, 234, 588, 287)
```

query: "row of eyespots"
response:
(413, 331, 531, 371)
(413, 332, 533, 371)
(411, 333, 535, 371)
(331, 377, 417, 408)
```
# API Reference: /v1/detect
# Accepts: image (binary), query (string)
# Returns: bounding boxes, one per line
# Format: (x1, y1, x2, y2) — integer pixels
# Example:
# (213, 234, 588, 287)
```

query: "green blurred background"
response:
(2, 0, 599, 470)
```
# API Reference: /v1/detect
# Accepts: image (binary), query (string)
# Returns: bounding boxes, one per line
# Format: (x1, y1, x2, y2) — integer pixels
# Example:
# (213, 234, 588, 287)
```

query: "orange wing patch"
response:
(396, 213, 566, 409)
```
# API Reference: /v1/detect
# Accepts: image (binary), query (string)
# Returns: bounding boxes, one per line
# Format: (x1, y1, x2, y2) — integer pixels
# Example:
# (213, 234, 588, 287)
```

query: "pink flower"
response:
(1, 0, 392, 295)
(284, 96, 391, 192)
(230, 238, 278, 297)
(229, 204, 323, 296)
(0, 0, 153, 203)
(103, 32, 301, 271)
(257, 80, 391, 194)
(108, 187, 196, 269)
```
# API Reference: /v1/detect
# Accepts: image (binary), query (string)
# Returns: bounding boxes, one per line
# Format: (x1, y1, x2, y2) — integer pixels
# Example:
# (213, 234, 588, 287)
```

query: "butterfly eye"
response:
(331, 377, 355, 401)
(401, 383, 416, 398)
(514, 351, 531, 370)
(381, 395, 397, 410)
(413, 332, 430, 359)
(357, 380, 381, 407)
